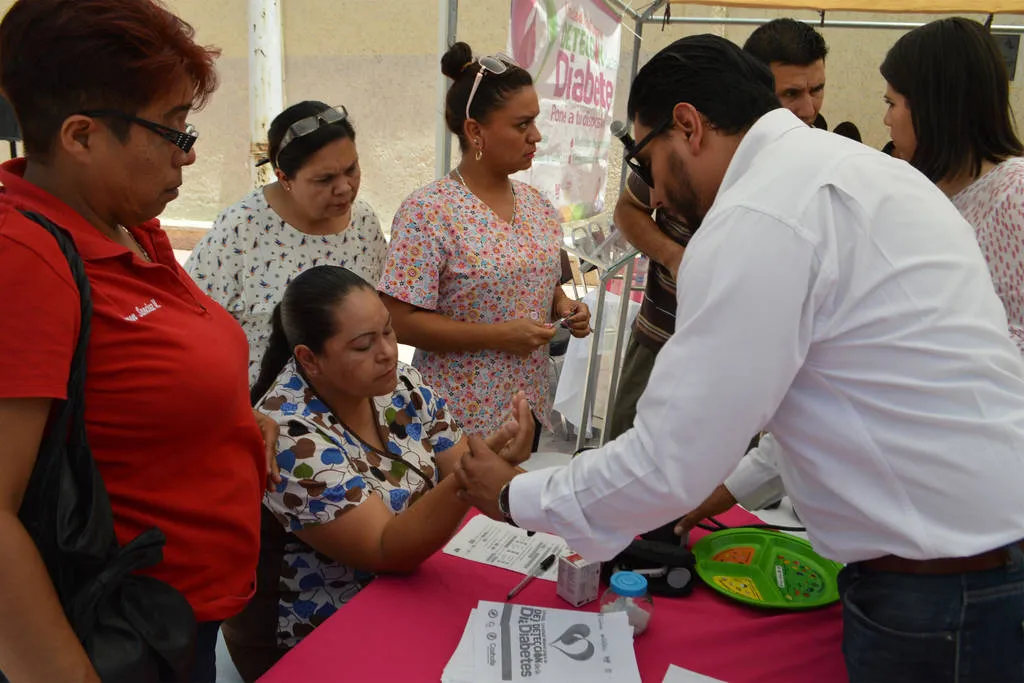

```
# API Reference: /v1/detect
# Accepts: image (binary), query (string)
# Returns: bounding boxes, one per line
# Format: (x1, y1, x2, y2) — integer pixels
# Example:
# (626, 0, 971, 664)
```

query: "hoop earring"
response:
(475, 149, 483, 161)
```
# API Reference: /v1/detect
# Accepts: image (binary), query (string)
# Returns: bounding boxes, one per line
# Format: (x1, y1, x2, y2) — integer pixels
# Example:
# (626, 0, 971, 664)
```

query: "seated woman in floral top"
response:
(221, 265, 533, 682)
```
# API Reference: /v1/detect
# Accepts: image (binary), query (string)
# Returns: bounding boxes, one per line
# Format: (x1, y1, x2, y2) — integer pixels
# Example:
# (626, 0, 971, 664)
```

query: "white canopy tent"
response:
(433, 0, 1024, 175)
(662, 0, 1024, 12)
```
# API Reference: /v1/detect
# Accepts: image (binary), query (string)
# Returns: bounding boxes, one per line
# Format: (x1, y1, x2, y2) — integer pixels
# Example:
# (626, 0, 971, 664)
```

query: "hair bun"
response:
(441, 41, 474, 80)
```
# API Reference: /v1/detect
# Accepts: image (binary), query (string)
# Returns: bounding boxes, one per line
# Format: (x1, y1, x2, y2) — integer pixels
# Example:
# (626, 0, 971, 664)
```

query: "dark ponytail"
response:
(251, 303, 294, 404)
(250, 265, 374, 404)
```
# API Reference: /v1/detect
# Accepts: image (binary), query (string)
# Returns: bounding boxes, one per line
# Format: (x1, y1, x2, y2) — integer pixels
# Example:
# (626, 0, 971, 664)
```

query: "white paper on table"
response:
(441, 609, 478, 683)
(443, 515, 569, 581)
(470, 600, 641, 682)
(662, 664, 729, 683)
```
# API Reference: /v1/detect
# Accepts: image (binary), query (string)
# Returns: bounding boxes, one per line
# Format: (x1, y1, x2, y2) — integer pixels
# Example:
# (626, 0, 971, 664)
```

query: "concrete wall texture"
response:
(1, 1, 1022, 235)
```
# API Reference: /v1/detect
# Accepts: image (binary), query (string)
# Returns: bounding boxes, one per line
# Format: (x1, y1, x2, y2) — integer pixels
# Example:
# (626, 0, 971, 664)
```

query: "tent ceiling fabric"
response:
(665, 0, 1024, 13)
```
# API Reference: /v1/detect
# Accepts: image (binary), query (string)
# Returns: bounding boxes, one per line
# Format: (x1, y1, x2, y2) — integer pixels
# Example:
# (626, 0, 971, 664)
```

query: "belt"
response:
(860, 540, 1024, 575)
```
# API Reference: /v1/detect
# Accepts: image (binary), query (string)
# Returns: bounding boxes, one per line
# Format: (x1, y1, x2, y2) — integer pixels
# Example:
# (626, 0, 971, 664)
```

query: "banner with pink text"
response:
(508, 0, 622, 222)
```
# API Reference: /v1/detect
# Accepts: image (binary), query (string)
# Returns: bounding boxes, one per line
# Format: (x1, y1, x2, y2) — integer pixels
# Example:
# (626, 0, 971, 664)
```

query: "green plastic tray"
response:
(691, 528, 843, 610)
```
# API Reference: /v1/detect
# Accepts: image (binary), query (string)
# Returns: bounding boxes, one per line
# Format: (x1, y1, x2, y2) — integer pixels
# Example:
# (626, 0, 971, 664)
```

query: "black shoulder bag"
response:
(13, 211, 196, 682)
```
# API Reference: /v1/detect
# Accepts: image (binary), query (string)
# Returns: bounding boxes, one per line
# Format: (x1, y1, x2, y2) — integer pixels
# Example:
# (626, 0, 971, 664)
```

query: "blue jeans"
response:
(839, 544, 1024, 683)
(189, 621, 222, 683)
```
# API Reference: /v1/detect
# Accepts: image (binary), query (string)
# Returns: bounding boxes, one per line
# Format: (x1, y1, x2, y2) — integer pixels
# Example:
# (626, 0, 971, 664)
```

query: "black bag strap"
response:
(17, 210, 116, 598)
(13, 212, 190, 681)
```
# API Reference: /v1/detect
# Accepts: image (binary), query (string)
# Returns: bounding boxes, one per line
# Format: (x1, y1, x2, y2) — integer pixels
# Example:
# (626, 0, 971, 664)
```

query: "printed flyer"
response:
(508, 0, 623, 221)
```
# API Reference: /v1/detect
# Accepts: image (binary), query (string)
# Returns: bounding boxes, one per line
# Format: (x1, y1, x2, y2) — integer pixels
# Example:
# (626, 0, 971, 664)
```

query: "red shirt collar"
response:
(0, 158, 169, 263)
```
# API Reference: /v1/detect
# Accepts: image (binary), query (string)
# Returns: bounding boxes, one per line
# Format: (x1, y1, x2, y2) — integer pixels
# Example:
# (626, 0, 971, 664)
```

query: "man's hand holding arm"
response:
(614, 174, 686, 275)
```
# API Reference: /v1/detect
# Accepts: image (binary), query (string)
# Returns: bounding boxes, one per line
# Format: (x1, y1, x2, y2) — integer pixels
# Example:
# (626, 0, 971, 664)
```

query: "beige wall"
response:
(1, 1, 1023, 233)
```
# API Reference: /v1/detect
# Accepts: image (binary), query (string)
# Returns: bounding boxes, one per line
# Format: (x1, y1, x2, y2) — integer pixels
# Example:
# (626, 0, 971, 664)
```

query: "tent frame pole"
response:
(604, 0, 1024, 33)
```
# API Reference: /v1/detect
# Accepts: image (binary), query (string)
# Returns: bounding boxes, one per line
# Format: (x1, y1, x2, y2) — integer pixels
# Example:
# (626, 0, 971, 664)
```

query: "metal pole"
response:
(576, 279, 608, 452)
(248, 0, 285, 187)
(572, 3, 663, 452)
(435, 0, 459, 178)
(604, 256, 636, 444)
(606, 0, 642, 21)
(618, 1, 661, 193)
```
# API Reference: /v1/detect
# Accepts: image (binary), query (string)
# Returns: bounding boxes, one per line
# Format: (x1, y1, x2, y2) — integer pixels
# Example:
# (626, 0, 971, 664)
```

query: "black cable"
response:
(696, 515, 807, 534)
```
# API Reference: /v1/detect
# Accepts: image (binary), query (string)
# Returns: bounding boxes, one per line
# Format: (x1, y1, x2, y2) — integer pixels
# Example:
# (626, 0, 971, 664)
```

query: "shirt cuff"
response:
(724, 445, 786, 510)
(507, 469, 560, 534)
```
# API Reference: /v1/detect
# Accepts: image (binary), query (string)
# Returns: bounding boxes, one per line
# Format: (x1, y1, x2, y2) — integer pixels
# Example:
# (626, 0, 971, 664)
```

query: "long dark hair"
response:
(441, 41, 533, 150)
(880, 18, 1023, 183)
(251, 266, 373, 404)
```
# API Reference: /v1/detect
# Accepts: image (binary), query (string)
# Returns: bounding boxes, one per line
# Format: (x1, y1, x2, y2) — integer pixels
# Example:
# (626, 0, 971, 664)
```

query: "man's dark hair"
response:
(880, 17, 1022, 183)
(627, 34, 780, 136)
(743, 18, 828, 67)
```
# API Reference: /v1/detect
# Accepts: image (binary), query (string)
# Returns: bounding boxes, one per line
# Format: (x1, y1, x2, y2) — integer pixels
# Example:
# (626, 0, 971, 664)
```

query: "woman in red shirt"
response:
(0, 1, 273, 681)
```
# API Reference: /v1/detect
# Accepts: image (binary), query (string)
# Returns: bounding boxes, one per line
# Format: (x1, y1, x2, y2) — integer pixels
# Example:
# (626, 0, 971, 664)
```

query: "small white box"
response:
(556, 551, 601, 607)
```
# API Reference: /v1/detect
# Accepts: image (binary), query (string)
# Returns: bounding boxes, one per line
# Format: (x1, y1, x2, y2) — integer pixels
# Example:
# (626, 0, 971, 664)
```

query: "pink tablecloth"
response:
(260, 507, 847, 683)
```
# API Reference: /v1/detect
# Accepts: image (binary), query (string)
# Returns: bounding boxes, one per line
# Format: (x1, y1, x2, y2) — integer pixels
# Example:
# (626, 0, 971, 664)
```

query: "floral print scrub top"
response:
(185, 190, 387, 384)
(379, 176, 561, 434)
(951, 157, 1024, 355)
(253, 358, 462, 648)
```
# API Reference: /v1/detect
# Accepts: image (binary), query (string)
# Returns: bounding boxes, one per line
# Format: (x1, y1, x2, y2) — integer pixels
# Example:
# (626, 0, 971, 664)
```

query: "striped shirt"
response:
(625, 171, 693, 349)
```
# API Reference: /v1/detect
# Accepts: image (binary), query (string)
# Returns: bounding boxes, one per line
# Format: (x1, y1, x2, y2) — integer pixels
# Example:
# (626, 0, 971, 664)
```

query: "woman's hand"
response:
(253, 410, 282, 492)
(483, 391, 535, 466)
(497, 318, 557, 357)
(554, 298, 592, 338)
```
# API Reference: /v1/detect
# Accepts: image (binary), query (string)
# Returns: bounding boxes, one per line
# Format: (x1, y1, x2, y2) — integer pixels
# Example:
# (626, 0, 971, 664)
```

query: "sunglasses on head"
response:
(464, 53, 518, 120)
(274, 105, 349, 167)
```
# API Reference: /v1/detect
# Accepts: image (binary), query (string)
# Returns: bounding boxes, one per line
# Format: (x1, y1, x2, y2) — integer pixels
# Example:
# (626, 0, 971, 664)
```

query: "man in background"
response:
(744, 18, 828, 128)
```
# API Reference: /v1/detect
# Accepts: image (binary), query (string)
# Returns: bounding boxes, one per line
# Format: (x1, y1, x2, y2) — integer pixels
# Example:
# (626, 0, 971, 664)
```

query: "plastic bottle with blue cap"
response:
(598, 571, 654, 636)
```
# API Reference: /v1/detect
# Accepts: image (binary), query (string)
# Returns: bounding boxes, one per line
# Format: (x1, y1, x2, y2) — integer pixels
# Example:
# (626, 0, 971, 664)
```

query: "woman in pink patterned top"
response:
(882, 18, 1024, 353)
(380, 42, 591, 439)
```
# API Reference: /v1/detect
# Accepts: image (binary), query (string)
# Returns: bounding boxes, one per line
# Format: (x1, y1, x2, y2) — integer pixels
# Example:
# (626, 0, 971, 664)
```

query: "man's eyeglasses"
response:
(275, 105, 349, 166)
(615, 116, 673, 188)
(78, 110, 198, 153)
(465, 53, 516, 120)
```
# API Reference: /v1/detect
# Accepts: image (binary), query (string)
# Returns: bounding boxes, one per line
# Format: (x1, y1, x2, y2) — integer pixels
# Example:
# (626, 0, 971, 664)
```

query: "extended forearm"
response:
(622, 223, 684, 272)
(377, 476, 470, 573)
(614, 203, 685, 273)
(393, 309, 505, 354)
(0, 513, 99, 683)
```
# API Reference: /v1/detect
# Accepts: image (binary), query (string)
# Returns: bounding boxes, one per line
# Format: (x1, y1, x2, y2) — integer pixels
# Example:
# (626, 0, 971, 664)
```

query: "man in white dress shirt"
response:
(455, 34, 1024, 682)
(615, 19, 835, 535)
